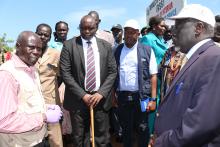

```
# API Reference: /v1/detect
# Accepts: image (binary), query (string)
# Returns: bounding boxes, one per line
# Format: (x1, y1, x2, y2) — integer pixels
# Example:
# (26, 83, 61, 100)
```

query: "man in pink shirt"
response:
(0, 31, 62, 147)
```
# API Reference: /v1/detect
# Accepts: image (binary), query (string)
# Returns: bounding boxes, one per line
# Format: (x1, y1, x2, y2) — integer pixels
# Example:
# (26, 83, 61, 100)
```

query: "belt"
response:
(117, 91, 139, 96)
(86, 91, 97, 94)
(117, 91, 139, 102)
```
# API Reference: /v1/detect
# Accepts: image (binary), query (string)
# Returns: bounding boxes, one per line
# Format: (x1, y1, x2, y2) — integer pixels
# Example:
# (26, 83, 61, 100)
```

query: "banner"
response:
(146, 0, 186, 21)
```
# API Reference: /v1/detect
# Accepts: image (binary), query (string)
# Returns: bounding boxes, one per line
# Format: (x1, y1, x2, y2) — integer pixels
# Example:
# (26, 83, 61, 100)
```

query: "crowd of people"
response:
(0, 3, 220, 147)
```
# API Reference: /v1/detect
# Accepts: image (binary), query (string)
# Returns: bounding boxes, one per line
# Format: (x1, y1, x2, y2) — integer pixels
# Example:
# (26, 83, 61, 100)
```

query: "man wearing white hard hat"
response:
(151, 4, 220, 147)
(114, 19, 158, 147)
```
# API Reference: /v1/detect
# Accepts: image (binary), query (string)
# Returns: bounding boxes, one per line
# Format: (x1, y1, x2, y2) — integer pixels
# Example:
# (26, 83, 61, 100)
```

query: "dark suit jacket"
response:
(154, 40, 220, 147)
(60, 36, 117, 111)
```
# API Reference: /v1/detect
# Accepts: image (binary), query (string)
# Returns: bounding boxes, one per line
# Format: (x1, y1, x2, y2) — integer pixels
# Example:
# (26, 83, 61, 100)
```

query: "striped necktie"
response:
(85, 41, 96, 92)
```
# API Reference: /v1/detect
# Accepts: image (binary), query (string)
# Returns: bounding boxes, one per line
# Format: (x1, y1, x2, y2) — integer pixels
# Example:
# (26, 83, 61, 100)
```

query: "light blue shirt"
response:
(49, 41, 63, 51)
(119, 42, 157, 91)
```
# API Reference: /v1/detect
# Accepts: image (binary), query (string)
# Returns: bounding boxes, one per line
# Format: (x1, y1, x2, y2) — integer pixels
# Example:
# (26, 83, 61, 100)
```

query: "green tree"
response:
(0, 33, 14, 53)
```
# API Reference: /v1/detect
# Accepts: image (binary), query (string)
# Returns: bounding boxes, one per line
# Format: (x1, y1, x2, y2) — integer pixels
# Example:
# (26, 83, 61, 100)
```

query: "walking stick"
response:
(90, 106, 95, 147)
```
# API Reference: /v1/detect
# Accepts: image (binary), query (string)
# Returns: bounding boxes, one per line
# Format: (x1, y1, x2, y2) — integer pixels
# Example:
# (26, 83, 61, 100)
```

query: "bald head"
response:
(88, 10, 101, 27)
(88, 11, 99, 19)
(79, 15, 97, 40)
(80, 15, 95, 25)
(17, 31, 39, 45)
(16, 31, 42, 66)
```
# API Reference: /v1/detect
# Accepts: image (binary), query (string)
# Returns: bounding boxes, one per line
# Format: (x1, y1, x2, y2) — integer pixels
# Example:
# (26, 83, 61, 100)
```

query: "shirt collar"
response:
(124, 41, 138, 50)
(96, 29, 100, 35)
(186, 39, 211, 59)
(81, 36, 96, 46)
(12, 54, 36, 73)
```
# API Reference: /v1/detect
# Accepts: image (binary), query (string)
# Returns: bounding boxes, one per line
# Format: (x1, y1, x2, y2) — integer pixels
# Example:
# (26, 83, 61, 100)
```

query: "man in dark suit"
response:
(151, 4, 220, 147)
(60, 15, 117, 147)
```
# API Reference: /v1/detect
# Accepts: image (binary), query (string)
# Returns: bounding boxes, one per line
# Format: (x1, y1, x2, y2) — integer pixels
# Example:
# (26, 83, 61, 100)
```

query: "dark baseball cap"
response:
(111, 24, 122, 31)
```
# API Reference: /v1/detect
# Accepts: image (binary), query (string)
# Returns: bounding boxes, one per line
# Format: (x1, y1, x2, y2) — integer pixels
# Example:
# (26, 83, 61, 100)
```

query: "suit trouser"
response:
(117, 92, 149, 147)
(69, 104, 110, 147)
(47, 123, 63, 147)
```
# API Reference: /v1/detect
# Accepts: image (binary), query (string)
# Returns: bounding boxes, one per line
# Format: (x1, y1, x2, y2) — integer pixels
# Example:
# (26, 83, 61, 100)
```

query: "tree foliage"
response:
(0, 33, 14, 52)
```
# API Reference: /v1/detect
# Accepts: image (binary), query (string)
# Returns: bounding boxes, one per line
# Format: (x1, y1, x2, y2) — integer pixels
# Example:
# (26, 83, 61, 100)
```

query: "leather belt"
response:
(118, 91, 139, 95)
(86, 91, 97, 94)
(117, 91, 139, 101)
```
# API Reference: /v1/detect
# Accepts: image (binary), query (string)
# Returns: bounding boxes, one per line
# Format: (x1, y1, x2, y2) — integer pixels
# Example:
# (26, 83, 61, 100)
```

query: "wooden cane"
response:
(90, 106, 95, 147)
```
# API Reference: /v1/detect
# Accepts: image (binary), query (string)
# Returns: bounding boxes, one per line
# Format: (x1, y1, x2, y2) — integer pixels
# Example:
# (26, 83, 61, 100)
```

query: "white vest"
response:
(0, 60, 47, 147)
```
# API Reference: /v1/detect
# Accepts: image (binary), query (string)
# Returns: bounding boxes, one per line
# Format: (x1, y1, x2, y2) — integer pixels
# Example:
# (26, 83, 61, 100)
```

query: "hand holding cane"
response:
(89, 93, 103, 147)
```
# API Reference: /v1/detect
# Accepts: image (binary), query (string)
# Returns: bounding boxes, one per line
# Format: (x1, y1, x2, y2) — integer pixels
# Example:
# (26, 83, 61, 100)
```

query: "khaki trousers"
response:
(47, 123, 63, 147)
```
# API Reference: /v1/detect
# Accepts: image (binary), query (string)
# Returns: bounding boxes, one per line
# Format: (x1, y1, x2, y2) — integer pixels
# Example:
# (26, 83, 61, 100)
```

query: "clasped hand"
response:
(82, 93, 103, 108)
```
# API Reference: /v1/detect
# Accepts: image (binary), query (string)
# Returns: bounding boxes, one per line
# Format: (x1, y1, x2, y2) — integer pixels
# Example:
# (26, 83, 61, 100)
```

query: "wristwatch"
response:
(149, 97, 157, 101)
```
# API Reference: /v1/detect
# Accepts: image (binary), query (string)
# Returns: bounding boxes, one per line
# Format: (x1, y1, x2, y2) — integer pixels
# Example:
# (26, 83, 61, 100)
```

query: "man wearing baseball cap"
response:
(114, 19, 158, 147)
(152, 4, 220, 147)
(111, 24, 123, 53)
(111, 24, 123, 31)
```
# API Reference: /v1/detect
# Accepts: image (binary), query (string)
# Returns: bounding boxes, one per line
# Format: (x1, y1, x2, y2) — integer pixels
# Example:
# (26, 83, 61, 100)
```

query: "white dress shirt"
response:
(186, 39, 211, 59)
(81, 37, 100, 91)
(119, 42, 157, 91)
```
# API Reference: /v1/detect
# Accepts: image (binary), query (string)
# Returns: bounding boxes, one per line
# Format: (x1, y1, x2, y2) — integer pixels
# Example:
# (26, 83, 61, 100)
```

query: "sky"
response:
(0, 0, 219, 46)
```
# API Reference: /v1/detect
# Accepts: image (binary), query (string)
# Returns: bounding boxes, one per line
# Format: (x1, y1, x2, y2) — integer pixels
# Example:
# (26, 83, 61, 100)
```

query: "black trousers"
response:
(33, 138, 49, 147)
(109, 106, 122, 136)
(69, 104, 110, 147)
(117, 92, 149, 147)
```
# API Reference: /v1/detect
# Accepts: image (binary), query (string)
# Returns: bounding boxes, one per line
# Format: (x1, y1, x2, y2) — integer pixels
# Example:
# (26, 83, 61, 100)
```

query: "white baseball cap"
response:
(170, 4, 215, 27)
(124, 19, 140, 30)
